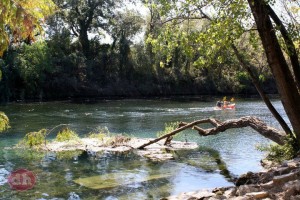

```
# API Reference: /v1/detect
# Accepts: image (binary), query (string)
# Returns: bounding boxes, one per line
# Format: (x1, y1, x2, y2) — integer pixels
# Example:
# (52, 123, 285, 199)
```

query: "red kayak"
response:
(214, 103, 236, 110)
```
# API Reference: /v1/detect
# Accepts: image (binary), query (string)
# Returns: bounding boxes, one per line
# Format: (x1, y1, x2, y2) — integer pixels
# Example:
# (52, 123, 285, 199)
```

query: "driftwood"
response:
(137, 116, 286, 149)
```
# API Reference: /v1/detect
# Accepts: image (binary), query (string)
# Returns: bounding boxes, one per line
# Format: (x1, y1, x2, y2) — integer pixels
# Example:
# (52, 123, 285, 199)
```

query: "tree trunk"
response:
(266, 5, 300, 90)
(137, 116, 285, 149)
(247, 0, 300, 143)
(79, 26, 90, 58)
(231, 44, 293, 137)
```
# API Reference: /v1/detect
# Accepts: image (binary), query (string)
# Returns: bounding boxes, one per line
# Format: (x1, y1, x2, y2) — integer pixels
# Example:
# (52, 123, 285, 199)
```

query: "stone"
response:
(223, 188, 237, 198)
(245, 191, 269, 199)
(273, 171, 300, 184)
(291, 195, 300, 200)
(274, 167, 292, 176)
(236, 185, 260, 196)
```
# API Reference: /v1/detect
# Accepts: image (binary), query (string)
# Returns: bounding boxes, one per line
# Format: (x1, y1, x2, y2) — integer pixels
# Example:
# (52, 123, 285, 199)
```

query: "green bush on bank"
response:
(0, 112, 10, 132)
(157, 122, 180, 138)
(55, 127, 79, 142)
(21, 129, 47, 148)
(257, 135, 297, 164)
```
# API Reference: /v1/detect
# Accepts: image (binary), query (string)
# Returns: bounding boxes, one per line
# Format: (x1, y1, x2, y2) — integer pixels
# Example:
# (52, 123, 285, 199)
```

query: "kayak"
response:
(223, 103, 235, 109)
(214, 103, 236, 110)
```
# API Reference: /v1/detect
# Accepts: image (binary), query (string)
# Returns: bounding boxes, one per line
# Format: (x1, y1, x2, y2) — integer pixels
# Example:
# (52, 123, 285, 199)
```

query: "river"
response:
(0, 98, 287, 199)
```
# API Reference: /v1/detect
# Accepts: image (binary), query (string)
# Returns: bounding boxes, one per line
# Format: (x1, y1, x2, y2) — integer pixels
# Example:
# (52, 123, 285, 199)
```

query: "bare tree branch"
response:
(137, 116, 286, 149)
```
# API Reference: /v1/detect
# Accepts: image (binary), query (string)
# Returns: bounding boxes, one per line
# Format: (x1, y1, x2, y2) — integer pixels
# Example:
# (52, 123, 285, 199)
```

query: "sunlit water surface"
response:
(0, 98, 287, 199)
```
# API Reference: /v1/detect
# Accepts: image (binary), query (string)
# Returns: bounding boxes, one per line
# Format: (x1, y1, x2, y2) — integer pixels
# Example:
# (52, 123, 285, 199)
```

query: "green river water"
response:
(0, 98, 287, 199)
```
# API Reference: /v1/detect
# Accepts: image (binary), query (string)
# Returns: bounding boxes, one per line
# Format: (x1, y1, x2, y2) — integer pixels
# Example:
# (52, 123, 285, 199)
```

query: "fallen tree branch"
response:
(137, 116, 286, 149)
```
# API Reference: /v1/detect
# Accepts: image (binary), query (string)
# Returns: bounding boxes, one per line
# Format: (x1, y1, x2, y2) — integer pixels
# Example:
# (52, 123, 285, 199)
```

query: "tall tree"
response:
(53, 0, 115, 58)
(108, 10, 144, 79)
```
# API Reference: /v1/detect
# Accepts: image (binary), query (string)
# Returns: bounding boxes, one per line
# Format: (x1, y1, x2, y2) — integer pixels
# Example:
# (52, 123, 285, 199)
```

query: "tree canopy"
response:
(0, 0, 56, 57)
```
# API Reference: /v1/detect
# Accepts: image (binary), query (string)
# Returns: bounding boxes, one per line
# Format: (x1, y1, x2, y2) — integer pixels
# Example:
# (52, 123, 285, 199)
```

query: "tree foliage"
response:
(15, 41, 53, 98)
(0, 0, 279, 102)
(145, 0, 300, 148)
(0, 0, 56, 57)
(52, 0, 116, 58)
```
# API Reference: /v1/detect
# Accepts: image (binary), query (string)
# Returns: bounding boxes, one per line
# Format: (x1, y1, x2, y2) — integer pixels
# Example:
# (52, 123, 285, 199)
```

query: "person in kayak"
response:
(216, 100, 223, 108)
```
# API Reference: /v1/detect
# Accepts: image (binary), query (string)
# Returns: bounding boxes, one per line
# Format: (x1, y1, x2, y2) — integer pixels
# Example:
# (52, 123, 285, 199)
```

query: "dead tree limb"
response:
(137, 116, 286, 149)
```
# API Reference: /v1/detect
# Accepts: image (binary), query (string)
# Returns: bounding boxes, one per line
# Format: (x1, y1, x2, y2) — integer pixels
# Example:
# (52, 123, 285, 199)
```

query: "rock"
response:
(245, 191, 269, 199)
(235, 172, 255, 186)
(229, 197, 250, 200)
(236, 185, 260, 196)
(260, 181, 274, 189)
(187, 190, 215, 199)
(273, 166, 292, 176)
(286, 160, 300, 168)
(281, 180, 300, 199)
(291, 195, 300, 200)
(223, 188, 237, 198)
(273, 171, 300, 184)
(261, 159, 276, 169)
(235, 171, 271, 186)
(162, 190, 216, 200)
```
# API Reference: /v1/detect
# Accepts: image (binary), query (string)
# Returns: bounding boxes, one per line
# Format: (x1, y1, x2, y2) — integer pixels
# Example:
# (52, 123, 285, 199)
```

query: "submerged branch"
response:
(137, 116, 286, 149)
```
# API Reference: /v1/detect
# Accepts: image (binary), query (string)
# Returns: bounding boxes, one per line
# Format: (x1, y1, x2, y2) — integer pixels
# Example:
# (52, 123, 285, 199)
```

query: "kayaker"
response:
(216, 100, 223, 108)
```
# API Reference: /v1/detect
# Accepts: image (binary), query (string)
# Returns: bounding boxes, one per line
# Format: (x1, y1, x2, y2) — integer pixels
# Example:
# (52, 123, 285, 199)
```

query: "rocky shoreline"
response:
(164, 157, 300, 200)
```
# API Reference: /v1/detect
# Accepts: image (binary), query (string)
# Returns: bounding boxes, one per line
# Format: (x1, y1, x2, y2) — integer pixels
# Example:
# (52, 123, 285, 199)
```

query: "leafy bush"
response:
(0, 112, 10, 132)
(55, 127, 79, 142)
(22, 129, 47, 147)
(257, 135, 297, 163)
(157, 122, 180, 138)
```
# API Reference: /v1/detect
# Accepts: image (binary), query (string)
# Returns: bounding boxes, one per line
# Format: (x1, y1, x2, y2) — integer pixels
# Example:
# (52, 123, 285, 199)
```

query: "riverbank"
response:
(164, 157, 300, 199)
(0, 94, 281, 104)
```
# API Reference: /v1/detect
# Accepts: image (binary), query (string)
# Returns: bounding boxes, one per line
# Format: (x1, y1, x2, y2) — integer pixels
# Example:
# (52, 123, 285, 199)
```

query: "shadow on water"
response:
(173, 146, 235, 181)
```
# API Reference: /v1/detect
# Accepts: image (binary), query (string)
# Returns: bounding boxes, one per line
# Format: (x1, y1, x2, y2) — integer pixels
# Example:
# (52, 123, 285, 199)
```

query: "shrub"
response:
(157, 122, 180, 138)
(55, 127, 79, 142)
(0, 112, 10, 132)
(22, 129, 47, 147)
(257, 135, 297, 164)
